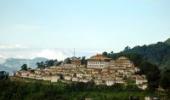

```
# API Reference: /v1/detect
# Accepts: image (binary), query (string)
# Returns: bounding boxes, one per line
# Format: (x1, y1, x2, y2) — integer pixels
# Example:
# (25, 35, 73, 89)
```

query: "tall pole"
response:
(74, 48, 75, 57)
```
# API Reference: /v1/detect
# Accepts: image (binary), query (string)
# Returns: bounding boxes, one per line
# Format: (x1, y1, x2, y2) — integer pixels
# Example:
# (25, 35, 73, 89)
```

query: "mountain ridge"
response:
(119, 38, 170, 69)
(165, 38, 170, 45)
(0, 57, 48, 74)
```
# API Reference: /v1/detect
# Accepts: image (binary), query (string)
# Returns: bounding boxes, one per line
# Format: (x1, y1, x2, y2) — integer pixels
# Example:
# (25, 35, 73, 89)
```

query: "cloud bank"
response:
(0, 44, 106, 61)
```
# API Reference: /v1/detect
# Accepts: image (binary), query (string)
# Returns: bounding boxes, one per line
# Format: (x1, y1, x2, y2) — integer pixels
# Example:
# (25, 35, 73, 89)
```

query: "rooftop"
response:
(88, 54, 112, 61)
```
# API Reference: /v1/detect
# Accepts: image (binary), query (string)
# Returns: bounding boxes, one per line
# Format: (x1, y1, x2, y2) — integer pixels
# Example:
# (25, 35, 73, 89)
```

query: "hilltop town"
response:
(15, 54, 148, 90)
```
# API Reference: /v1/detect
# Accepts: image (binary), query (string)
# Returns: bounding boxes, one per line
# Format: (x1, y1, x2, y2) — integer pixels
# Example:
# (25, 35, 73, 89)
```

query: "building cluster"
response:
(15, 54, 148, 90)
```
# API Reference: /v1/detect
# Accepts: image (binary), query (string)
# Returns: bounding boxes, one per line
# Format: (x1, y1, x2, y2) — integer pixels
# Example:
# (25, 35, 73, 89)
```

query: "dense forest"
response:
(103, 38, 170, 70)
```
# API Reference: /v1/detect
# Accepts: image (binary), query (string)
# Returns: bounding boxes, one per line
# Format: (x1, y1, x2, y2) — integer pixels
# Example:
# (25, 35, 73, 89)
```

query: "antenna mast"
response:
(74, 48, 75, 57)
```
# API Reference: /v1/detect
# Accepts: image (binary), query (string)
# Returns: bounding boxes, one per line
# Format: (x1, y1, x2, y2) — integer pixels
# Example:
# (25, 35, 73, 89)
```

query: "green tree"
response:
(102, 52, 108, 56)
(37, 62, 45, 69)
(81, 56, 87, 65)
(0, 71, 9, 80)
(55, 61, 62, 66)
(139, 61, 160, 90)
(45, 60, 56, 67)
(124, 46, 131, 52)
(64, 58, 71, 64)
(160, 69, 170, 90)
(21, 64, 28, 71)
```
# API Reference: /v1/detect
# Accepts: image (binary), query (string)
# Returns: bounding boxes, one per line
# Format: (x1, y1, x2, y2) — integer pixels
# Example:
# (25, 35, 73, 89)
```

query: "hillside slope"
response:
(122, 38, 170, 69)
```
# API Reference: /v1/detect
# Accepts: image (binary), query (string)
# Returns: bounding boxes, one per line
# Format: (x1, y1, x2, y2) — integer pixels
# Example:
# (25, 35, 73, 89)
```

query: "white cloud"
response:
(0, 48, 70, 60)
(0, 44, 28, 49)
(0, 46, 106, 60)
(0, 54, 4, 58)
(35, 49, 69, 60)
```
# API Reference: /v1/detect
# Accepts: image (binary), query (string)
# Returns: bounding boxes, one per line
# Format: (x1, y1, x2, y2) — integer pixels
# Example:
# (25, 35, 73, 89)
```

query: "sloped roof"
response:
(117, 56, 129, 60)
(88, 54, 112, 61)
(71, 56, 81, 61)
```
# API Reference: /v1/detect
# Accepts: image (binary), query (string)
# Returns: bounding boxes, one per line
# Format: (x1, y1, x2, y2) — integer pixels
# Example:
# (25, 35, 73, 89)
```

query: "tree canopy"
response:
(21, 64, 28, 71)
(36, 59, 60, 69)
(0, 71, 9, 80)
(160, 69, 170, 90)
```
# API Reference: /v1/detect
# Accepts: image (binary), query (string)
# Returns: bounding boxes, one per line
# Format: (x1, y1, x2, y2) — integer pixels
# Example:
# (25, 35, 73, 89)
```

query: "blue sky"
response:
(0, 0, 170, 59)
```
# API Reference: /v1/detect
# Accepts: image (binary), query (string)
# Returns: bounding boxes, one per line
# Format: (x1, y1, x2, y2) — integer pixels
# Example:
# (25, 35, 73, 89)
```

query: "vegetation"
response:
(36, 59, 62, 69)
(0, 71, 9, 80)
(160, 69, 170, 91)
(63, 58, 71, 64)
(103, 38, 170, 70)
(123, 39, 170, 70)
(139, 61, 160, 90)
(21, 64, 28, 71)
(81, 56, 87, 65)
(0, 78, 162, 100)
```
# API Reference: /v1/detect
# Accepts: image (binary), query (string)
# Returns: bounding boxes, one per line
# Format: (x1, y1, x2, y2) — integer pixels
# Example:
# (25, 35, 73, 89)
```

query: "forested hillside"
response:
(104, 38, 170, 70)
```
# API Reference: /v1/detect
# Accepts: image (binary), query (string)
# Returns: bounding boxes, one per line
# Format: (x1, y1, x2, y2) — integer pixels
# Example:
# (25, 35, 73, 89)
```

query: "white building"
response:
(72, 77, 79, 82)
(87, 54, 111, 69)
(105, 80, 115, 86)
(42, 76, 51, 81)
(51, 76, 60, 82)
(114, 56, 134, 68)
(136, 75, 148, 85)
(64, 76, 72, 81)
(135, 75, 148, 90)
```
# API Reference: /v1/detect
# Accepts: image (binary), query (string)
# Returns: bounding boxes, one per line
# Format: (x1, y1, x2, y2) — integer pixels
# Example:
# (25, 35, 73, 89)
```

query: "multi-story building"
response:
(87, 54, 112, 69)
(114, 57, 134, 68)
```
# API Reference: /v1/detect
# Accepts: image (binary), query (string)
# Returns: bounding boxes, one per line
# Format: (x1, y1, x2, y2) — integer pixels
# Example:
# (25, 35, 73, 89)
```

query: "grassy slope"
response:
(0, 77, 163, 100)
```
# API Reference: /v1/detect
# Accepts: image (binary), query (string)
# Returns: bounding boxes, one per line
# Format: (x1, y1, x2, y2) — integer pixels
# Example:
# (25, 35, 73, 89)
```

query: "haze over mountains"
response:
(0, 57, 48, 74)
(0, 48, 104, 74)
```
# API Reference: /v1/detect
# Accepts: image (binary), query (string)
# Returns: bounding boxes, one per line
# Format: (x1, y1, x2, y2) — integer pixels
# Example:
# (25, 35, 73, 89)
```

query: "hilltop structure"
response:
(71, 56, 81, 66)
(15, 54, 148, 90)
(87, 54, 111, 69)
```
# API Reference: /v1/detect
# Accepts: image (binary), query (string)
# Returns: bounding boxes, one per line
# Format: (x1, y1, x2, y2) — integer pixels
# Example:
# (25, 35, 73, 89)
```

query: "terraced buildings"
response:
(15, 54, 148, 90)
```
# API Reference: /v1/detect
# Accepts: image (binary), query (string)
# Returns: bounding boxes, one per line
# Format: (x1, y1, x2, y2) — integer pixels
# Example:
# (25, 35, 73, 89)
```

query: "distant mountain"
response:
(0, 57, 48, 74)
(0, 64, 16, 75)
